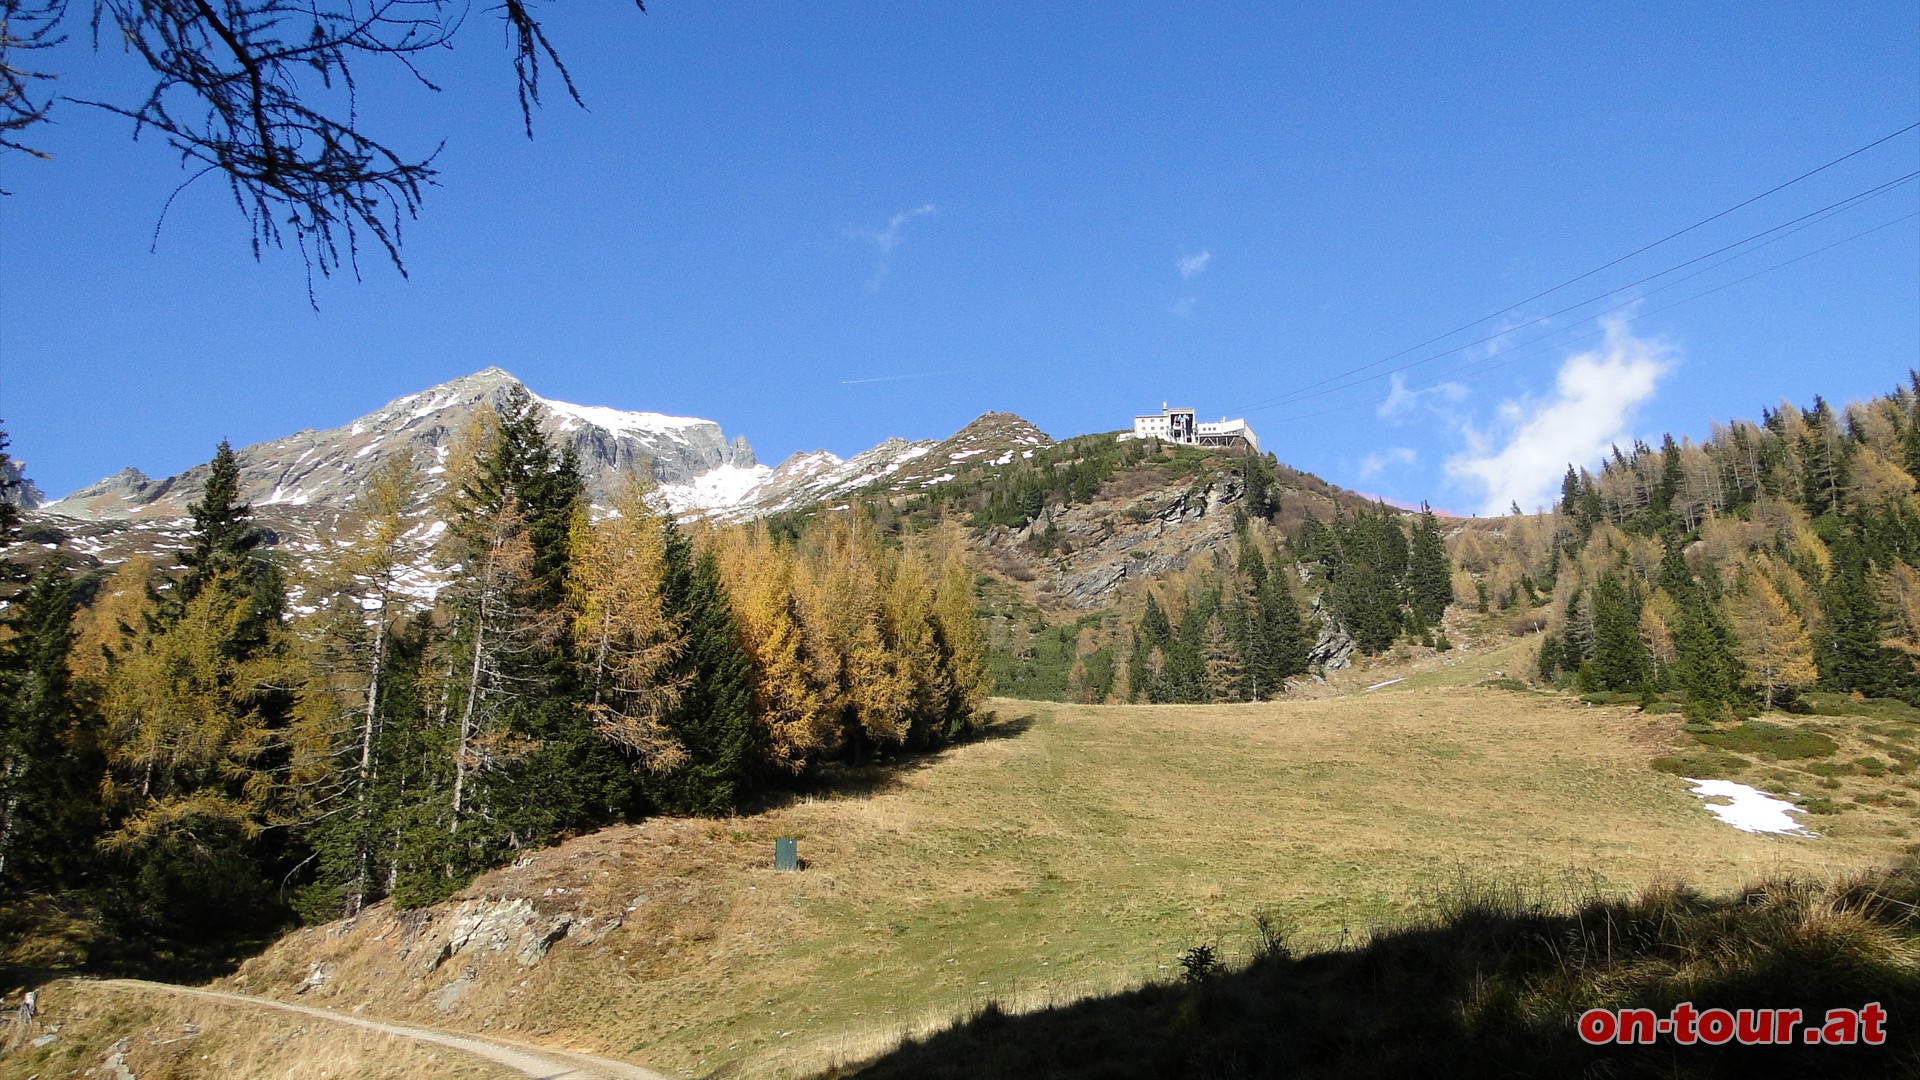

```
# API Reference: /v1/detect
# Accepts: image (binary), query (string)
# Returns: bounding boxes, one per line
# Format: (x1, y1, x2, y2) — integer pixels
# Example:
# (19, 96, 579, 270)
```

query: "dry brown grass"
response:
(219, 685, 1918, 1078)
(823, 863, 1920, 1080)
(0, 979, 515, 1079)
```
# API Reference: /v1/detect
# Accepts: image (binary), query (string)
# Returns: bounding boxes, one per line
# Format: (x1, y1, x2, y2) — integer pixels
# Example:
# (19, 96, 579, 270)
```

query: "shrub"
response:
(1579, 690, 1642, 706)
(1650, 747, 1751, 777)
(1178, 944, 1219, 983)
(1694, 720, 1839, 760)
(1505, 612, 1548, 635)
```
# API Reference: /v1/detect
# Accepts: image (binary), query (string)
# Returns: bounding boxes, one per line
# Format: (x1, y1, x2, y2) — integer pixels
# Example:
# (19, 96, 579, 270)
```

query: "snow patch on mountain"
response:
(534, 395, 716, 439)
(659, 462, 776, 513)
(35, 373, 1057, 570)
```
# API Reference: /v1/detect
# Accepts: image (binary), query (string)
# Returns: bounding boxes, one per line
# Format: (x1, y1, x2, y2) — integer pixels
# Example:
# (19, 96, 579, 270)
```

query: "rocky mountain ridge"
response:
(19, 369, 1392, 618)
(16, 371, 1075, 577)
(0, 454, 42, 509)
(38, 370, 1064, 532)
(43, 367, 766, 522)
(716, 411, 1053, 520)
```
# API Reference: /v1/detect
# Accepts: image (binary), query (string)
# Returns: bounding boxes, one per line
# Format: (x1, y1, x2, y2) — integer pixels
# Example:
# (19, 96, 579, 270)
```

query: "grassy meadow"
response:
(211, 678, 1917, 1079)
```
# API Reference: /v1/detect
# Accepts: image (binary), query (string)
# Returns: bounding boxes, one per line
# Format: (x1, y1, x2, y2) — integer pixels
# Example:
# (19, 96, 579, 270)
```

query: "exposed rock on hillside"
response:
(976, 469, 1248, 609)
(47, 468, 161, 518)
(0, 453, 44, 509)
(226, 820, 757, 1044)
(1307, 622, 1357, 672)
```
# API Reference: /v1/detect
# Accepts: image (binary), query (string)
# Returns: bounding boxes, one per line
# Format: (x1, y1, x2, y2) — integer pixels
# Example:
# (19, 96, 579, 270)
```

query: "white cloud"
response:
(1378, 374, 1467, 421)
(1177, 250, 1212, 279)
(1169, 295, 1199, 318)
(1357, 447, 1418, 480)
(855, 204, 936, 291)
(1444, 322, 1671, 516)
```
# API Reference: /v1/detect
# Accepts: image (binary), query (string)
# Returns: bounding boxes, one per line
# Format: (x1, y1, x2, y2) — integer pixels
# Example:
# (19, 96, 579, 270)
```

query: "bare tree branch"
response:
(2, 0, 645, 286)
(0, 0, 67, 163)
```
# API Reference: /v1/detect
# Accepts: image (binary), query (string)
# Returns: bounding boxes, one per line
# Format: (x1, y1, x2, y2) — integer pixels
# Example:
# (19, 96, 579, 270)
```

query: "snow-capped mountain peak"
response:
(36, 372, 1055, 555)
(42, 368, 767, 522)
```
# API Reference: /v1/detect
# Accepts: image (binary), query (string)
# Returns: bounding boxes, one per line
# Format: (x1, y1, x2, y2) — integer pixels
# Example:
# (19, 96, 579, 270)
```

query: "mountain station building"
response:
(1126, 404, 1261, 454)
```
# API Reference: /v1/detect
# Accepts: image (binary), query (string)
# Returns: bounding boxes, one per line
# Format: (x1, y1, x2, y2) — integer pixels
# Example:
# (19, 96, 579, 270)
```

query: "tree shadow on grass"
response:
(821, 863, 1920, 1080)
(748, 710, 1040, 813)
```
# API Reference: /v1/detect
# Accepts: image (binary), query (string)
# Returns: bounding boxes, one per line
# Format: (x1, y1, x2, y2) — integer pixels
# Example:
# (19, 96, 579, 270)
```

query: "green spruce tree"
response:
(1817, 531, 1902, 697)
(1661, 550, 1742, 721)
(178, 440, 267, 608)
(98, 445, 302, 941)
(1407, 504, 1452, 629)
(650, 527, 753, 815)
(0, 559, 96, 890)
(1129, 594, 1172, 702)
(1583, 573, 1650, 692)
(0, 423, 23, 549)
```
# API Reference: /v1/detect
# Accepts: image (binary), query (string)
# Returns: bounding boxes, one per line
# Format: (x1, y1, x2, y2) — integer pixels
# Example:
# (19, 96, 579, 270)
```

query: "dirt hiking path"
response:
(94, 979, 670, 1079)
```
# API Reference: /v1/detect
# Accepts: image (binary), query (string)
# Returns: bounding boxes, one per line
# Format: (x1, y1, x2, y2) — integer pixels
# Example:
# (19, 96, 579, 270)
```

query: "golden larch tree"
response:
(566, 479, 688, 772)
(1729, 568, 1817, 710)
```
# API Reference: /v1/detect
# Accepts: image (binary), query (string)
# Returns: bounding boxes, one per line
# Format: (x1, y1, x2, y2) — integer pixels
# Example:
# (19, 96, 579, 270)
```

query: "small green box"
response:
(774, 837, 798, 871)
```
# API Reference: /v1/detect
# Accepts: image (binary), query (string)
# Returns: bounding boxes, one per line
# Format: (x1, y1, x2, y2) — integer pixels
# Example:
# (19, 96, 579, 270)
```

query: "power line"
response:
(1478, 121, 1920, 319)
(1230, 120, 1920, 413)
(1255, 209, 1920, 428)
(1428, 211, 1920, 395)
(1240, 169, 1920, 414)
(1254, 170, 1920, 412)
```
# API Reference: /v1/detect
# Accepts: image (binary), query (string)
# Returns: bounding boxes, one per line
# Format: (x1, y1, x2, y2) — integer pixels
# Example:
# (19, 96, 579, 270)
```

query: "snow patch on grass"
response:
(1685, 778, 1817, 836)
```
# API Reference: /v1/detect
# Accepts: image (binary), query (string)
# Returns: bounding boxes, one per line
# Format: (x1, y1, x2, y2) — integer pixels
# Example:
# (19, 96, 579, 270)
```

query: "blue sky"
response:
(3, 2, 1917, 515)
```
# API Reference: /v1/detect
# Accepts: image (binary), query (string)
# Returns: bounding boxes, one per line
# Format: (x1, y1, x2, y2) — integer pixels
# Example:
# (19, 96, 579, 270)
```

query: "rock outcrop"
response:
(0, 454, 44, 509)
(968, 468, 1249, 609)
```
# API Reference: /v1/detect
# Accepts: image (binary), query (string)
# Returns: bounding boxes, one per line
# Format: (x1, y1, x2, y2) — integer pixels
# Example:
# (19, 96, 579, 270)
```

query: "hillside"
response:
(825, 860, 1918, 1080)
(0, 365, 1416, 985)
(177, 670, 1913, 1078)
(15, 370, 1391, 624)
(0, 980, 520, 1079)
(32, 373, 1061, 536)
(14, 376, 1920, 1078)
(21, 367, 768, 577)
(716, 411, 1055, 520)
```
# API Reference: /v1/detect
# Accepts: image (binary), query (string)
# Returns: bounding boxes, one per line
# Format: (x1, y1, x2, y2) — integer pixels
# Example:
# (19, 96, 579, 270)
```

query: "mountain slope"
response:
(36, 371, 1061, 530)
(212, 693, 1910, 1079)
(43, 367, 766, 522)
(20, 370, 1395, 620)
(722, 411, 1053, 519)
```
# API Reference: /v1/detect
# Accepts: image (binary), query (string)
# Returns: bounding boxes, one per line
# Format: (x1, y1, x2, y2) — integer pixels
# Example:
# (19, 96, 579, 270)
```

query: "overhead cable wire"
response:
(1255, 209, 1920, 428)
(1230, 120, 1920, 412)
(1247, 170, 1920, 412)
(1239, 169, 1920, 414)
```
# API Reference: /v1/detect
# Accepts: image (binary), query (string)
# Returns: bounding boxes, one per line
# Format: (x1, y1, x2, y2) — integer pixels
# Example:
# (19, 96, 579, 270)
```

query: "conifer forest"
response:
(0, 387, 987, 968)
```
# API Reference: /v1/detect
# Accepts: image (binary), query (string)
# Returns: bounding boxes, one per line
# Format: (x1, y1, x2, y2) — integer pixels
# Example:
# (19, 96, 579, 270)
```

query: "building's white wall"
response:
(1130, 408, 1258, 452)
(1132, 414, 1174, 438)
